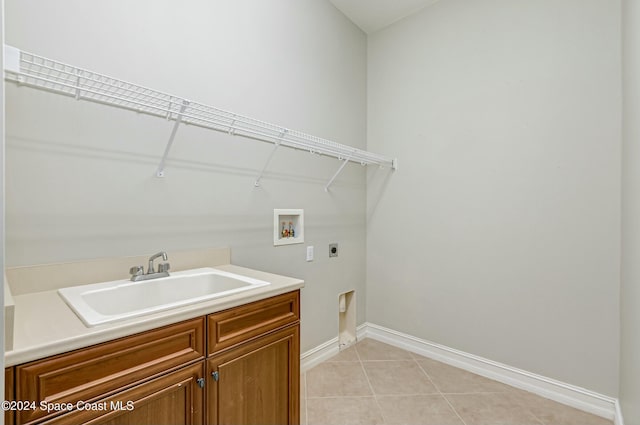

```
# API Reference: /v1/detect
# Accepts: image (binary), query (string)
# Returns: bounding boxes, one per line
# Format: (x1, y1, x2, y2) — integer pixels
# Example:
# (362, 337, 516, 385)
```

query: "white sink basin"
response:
(58, 267, 270, 327)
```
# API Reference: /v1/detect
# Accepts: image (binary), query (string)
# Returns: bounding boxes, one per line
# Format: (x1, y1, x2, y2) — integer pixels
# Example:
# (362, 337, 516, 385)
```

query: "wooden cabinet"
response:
(206, 291, 300, 425)
(6, 367, 15, 425)
(11, 290, 300, 425)
(207, 325, 299, 425)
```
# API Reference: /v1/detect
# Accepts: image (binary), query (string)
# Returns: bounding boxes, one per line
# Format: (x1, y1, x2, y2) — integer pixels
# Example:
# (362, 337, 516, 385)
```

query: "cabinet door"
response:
(41, 362, 204, 425)
(6, 367, 14, 425)
(207, 325, 299, 425)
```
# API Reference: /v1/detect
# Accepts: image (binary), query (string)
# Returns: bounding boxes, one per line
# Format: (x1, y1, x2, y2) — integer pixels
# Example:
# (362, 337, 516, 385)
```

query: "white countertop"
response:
(6, 264, 304, 366)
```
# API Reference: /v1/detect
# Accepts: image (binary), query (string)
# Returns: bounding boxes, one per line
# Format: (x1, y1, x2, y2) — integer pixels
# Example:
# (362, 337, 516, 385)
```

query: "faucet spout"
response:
(130, 251, 170, 282)
(148, 251, 168, 274)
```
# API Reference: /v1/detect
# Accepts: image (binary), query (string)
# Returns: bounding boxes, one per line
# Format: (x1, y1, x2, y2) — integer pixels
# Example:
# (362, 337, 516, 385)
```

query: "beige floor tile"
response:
(445, 393, 542, 425)
(416, 357, 513, 393)
(307, 397, 385, 425)
(327, 346, 360, 362)
(362, 360, 438, 395)
(307, 362, 373, 397)
(508, 390, 613, 425)
(376, 394, 465, 425)
(301, 372, 308, 425)
(303, 339, 609, 425)
(301, 372, 306, 399)
(356, 339, 414, 361)
(301, 396, 307, 425)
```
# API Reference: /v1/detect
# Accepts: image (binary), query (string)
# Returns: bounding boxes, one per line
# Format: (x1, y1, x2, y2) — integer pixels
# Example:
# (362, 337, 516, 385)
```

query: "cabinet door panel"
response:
(207, 325, 299, 425)
(41, 362, 204, 425)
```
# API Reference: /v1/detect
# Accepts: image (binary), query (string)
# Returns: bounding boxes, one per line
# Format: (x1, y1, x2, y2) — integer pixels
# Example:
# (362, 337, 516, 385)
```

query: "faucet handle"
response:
(158, 262, 170, 273)
(129, 265, 144, 276)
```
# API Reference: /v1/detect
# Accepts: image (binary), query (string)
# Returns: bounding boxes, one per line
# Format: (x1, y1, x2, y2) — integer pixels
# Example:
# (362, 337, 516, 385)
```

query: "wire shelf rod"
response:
(10, 68, 175, 112)
(5, 45, 397, 172)
(17, 60, 179, 114)
(19, 55, 178, 107)
(14, 60, 384, 164)
(18, 58, 323, 143)
(14, 69, 362, 160)
(10, 72, 386, 165)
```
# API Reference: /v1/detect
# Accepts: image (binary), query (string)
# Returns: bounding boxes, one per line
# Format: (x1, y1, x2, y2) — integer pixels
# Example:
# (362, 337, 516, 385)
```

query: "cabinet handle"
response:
(197, 377, 205, 388)
(212, 371, 219, 381)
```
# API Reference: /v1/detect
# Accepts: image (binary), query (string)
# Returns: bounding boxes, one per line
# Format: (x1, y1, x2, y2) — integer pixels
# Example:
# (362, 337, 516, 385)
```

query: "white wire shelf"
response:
(3, 45, 397, 189)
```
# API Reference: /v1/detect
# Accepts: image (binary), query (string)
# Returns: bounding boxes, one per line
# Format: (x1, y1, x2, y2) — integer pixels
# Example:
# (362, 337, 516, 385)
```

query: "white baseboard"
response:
(615, 400, 625, 425)
(361, 322, 617, 421)
(300, 324, 368, 372)
(301, 322, 621, 423)
(300, 336, 339, 372)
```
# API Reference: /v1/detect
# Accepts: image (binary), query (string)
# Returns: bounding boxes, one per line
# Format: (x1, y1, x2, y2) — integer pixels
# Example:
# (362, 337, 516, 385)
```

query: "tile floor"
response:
(301, 339, 613, 425)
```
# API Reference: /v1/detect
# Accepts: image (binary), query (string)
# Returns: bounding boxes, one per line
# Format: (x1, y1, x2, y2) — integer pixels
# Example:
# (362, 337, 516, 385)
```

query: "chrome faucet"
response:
(129, 251, 171, 282)
(148, 251, 167, 273)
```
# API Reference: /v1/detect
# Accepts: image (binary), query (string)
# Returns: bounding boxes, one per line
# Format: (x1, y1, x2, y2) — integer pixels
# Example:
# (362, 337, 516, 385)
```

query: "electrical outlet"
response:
(306, 246, 314, 262)
(329, 243, 338, 258)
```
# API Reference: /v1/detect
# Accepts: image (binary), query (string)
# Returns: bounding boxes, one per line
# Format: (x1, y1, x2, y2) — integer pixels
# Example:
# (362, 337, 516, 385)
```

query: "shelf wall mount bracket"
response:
(156, 100, 189, 178)
(324, 154, 353, 192)
(254, 130, 288, 187)
(4, 45, 20, 74)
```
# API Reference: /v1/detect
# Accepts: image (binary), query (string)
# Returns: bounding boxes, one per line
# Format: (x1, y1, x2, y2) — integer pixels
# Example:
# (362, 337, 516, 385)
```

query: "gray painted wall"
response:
(621, 0, 640, 421)
(4, 0, 370, 353)
(5, 0, 627, 403)
(366, 0, 621, 396)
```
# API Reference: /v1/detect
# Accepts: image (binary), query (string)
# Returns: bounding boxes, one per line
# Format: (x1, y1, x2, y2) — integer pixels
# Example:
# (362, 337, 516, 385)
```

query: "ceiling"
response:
(329, 0, 441, 34)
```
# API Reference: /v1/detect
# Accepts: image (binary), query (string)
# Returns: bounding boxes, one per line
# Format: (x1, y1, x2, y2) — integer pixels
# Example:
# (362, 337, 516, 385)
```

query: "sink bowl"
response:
(58, 267, 270, 327)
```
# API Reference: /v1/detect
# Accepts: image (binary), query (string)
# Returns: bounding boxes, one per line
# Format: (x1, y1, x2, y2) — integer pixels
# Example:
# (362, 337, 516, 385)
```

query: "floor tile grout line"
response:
(306, 395, 384, 400)
(524, 408, 547, 425)
(512, 398, 548, 425)
(412, 357, 438, 388)
(359, 359, 419, 363)
(413, 356, 444, 395)
(532, 413, 546, 425)
(442, 392, 553, 425)
(440, 393, 470, 425)
(305, 390, 515, 399)
(355, 343, 390, 425)
(415, 357, 469, 425)
(440, 390, 517, 395)
(306, 392, 441, 399)
(354, 343, 362, 362)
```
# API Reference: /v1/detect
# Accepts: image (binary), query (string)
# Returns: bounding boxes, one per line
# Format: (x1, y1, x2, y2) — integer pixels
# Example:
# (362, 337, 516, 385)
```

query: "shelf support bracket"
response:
(156, 100, 189, 178)
(4, 45, 21, 74)
(324, 155, 352, 192)
(254, 130, 287, 187)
